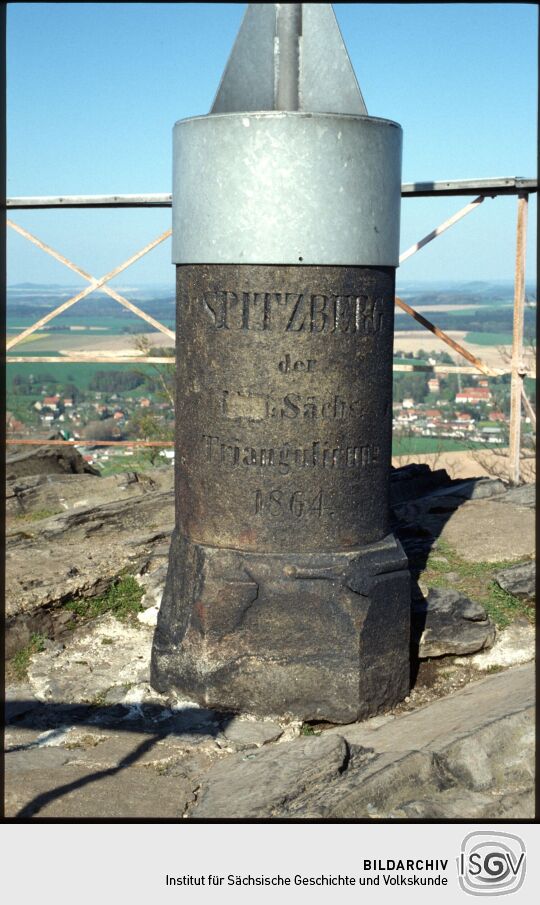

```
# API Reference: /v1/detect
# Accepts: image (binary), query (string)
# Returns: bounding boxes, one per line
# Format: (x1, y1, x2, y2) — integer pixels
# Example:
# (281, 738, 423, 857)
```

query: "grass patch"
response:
(10, 633, 47, 681)
(13, 507, 61, 523)
(64, 576, 144, 624)
(300, 723, 321, 737)
(64, 735, 102, 750)
(421, 541, 534, 629)
(97, 453, 171, 477)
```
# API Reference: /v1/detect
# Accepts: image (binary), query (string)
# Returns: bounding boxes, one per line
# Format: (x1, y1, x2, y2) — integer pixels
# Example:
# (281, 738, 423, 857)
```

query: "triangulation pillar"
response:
(151, 3, 410, 722)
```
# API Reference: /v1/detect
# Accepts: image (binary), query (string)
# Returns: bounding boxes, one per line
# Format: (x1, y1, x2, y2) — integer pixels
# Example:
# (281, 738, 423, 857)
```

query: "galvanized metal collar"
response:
(172, 111, 402, 267)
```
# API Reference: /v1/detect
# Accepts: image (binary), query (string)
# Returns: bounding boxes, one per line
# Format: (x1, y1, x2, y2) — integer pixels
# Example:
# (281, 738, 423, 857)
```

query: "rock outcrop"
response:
(6, 445, 100, 479)
(6, 487, 173, 656)
(495, 561, 535, 600)
(5, 661, 533, 819)
(5, 457, 535, 821)
(412, 588, 496, 658)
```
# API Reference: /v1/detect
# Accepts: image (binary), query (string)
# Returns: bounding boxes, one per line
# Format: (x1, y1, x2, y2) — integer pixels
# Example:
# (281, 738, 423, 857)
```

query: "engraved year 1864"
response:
(254, 488, 328, 520)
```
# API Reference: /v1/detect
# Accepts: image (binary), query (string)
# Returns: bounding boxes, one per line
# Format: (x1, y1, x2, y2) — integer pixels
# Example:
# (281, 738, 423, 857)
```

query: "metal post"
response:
(508, 193, 528, 484)
(275, 3, 302, 110)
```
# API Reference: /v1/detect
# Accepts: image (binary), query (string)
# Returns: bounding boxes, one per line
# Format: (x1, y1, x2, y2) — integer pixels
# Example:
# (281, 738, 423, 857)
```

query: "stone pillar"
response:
(151, 5, 410, 723)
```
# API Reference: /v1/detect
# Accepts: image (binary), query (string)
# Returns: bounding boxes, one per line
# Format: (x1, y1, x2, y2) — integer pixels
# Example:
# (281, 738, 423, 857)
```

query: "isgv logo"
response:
(458, 832, 526, 896)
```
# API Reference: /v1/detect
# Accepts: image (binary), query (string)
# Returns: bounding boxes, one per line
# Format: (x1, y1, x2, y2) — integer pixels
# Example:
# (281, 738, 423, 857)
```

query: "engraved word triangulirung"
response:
(201, 435, 381, 473)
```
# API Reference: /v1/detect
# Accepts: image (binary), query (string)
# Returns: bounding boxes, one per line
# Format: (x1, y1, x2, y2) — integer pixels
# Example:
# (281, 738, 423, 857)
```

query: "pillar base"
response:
(151, 532, 410, 723)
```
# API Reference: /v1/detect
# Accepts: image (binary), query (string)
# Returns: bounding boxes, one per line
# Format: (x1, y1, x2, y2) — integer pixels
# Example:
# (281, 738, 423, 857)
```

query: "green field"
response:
(392, 436, 477, 456)
(392, 357, 430, 367)
(465, 332, 513, 346)
(7, 290, 174, 334)
(8, 349, 63, 357)
(6, 361, 164, 389)
(7, 315, 174, 335)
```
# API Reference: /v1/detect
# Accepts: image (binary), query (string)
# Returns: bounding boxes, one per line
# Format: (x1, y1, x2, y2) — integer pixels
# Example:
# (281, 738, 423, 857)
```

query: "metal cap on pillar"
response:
(172, 3, 402, 266)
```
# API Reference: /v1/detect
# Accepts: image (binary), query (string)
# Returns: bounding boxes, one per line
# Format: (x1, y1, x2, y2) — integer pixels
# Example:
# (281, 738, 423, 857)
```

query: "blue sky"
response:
(7, 2, 538, 287)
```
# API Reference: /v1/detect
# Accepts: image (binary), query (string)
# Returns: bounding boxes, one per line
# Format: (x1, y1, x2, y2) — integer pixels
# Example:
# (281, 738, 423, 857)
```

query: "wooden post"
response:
(508, 193, 528, 484)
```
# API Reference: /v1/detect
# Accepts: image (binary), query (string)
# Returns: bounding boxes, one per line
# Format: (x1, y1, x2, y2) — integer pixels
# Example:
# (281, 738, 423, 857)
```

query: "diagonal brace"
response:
(399, 195, 485, 263)
(396, 194, 493, 375)
(6, 223, 173, 350)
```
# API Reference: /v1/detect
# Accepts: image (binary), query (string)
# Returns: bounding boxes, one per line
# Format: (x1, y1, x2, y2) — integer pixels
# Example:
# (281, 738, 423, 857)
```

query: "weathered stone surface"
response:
(495, 560, 535, 599)
(4, 760, 196, 819)
(5, 684, 41, 722)
(5, 746, 72, 773)
(390, 789, 534, 820)
(458, 619, 535, 671)
(390, 475, 506, 527)
(6, 616, 533, 820)
(222, 717, 283, 749)
(190, 667, 534, 818)
(303, 664, 535, 819)
(450, 478, 507, 501)
(412, 587, 496, 658)
(6, 467, 173, 517)
(5, 491, 173, 656)
(27, 615, 154, 704)
(327, 662, 533, 752)
(495, 483, 535, 508)
(138, 562, 168, 610)
(193, 735, 348, 818)
(438, 500, 535, 562)
(152, 530, 410, 723)
(6, 445, 99, 479)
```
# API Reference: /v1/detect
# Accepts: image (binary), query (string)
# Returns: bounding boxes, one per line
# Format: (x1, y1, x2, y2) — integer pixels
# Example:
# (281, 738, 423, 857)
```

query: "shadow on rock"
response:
(5, 699, 233, 819)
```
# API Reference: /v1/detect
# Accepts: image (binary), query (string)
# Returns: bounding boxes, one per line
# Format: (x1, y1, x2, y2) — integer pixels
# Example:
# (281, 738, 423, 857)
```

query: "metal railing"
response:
(6, 176, 537, 481)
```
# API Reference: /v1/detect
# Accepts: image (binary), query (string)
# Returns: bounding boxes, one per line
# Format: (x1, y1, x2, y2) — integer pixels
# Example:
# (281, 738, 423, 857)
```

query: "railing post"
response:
(508, 193, 528, 484)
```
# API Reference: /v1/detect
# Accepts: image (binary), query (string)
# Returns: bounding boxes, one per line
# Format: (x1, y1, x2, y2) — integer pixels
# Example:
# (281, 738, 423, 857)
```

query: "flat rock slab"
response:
(495, 560, 535, 599)
(495, 484, 535, 508)
(5, 491, 173, 656)
(4, 695, 228, 818)
(5, 760, 196, 819)
(222, 718, 284, 749)
(5, 683, 41, 722)
(192, 665, 534, 819)
(5, 665, 534, 819)
(6, 445, 99, 479)
(328, 662, 534, 754)
(439, 500, 535, 562)
(193, 735, 348, 819)
(412, 587, 495, 658)
(6, 467, 173, 517)
(310, 663, 535, 819)
(458, 620, 535, 671)
(391, 789, 534, 820)
(27, 615, 154, 703)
